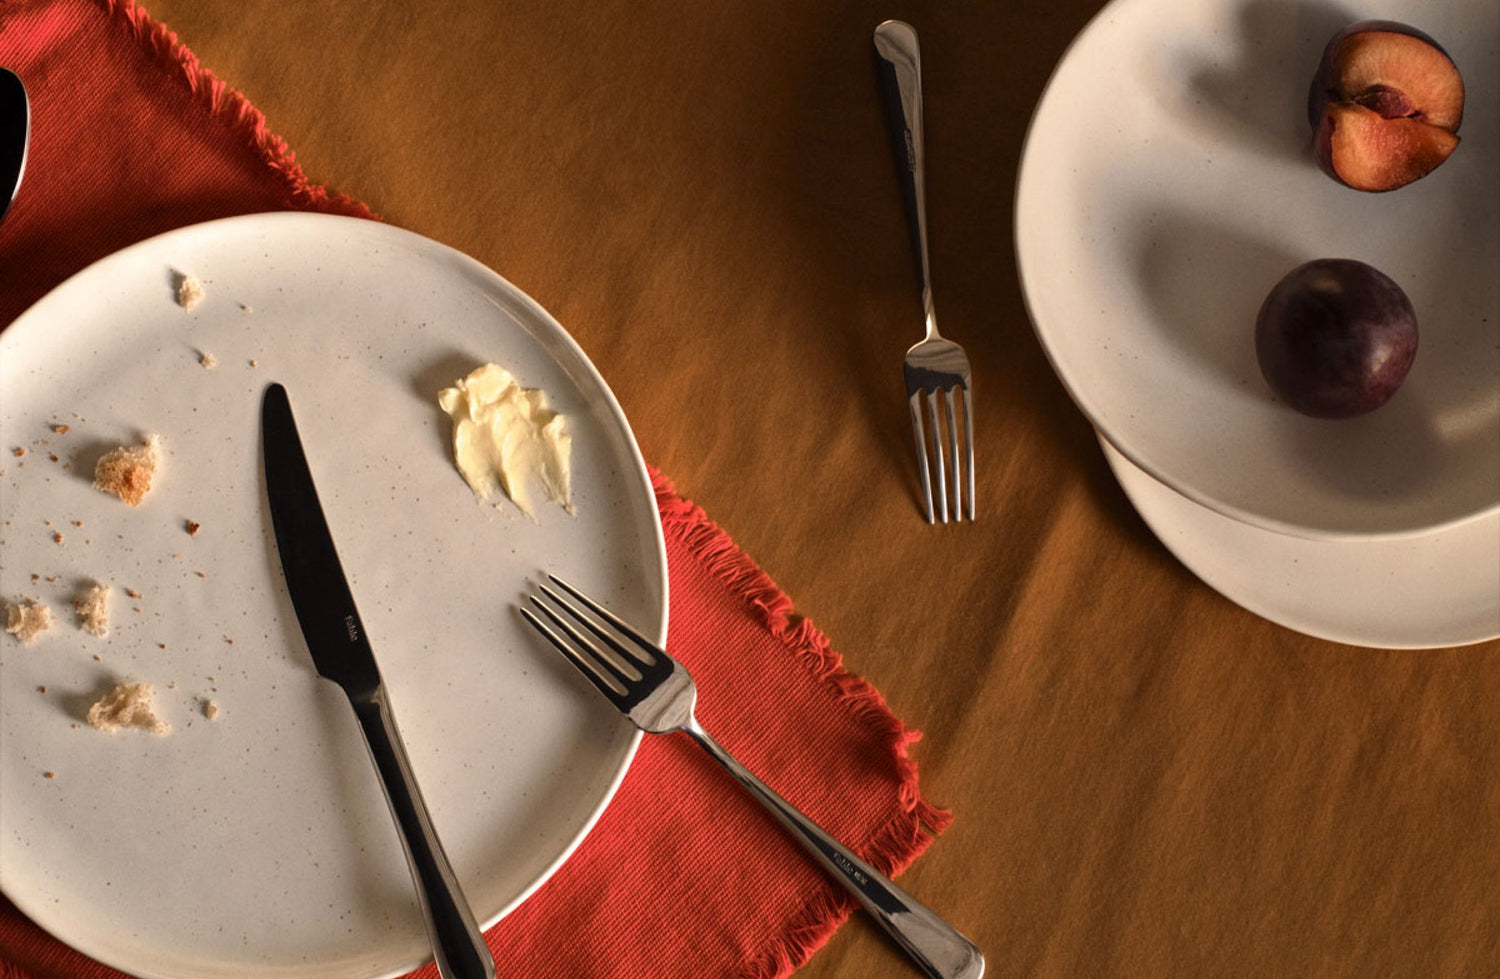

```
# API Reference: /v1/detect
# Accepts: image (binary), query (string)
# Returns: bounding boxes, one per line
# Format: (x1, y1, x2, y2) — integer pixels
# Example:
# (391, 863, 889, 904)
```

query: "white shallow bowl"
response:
(1016, 0, 1500, 540)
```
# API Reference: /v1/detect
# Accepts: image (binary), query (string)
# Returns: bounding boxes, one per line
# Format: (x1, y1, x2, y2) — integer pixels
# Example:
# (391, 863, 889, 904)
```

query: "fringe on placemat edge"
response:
(647, 467, 955, 978)
(94, 0, 376, 220)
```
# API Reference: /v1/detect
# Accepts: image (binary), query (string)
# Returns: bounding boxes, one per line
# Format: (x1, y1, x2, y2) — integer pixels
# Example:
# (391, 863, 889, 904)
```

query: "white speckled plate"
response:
(1100, 435, 1500, 649)
(0, 212, 667, 978)
(1016, 0, 1500, 539)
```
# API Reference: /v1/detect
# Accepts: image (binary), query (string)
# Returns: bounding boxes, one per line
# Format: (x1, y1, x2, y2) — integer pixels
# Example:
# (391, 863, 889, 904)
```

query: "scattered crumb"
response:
(11, 447, 24, 457)
(174, 272, 204, 310)
(37, 685, 46, 694)
(126, 588, 141, 599)
(71, 520, 83, 527)
(52, 424, 70, 435)
(202, 699, 220, 721)
(30, 573, 39, 583)
(196, 571, 207, 579)
(249, 359, 259, 368)
(185, 520, 201, 536)
(5, 598, 52, 643)
(87, 682, 170, 734)
(198, 351, 217, 369)
(52, 531, 63, 545)
(240, 303, 254, 314)
(48, 453, 58, 463)
(93, 434, 161, 506)
(74, 583, 110, 638)
(43, 771, 55, 780)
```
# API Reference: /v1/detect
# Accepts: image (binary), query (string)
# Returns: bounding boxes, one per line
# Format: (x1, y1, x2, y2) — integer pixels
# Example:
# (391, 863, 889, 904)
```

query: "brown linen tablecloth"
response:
(28, 0, 1500, 976)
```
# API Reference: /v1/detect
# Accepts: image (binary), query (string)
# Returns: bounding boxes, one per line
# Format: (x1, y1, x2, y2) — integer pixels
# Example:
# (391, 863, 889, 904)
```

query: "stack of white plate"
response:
(1016, 0, 1499, 648)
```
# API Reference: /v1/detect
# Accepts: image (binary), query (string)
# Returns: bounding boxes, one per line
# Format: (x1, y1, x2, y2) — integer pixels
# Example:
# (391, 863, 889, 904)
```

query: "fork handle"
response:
(686, 722, 984, 979)
(874, 20, 937, 337)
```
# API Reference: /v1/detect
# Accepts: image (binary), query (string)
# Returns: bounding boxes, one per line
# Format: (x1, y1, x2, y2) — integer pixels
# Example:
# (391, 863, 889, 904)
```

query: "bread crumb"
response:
(52, 531, 64, 545)
(37, 685, 47, 694)
(126, 588, 141, 599)
(75, 583, 110, 637)
(185, 520, 201, 536)
(86, 682, 170, 735)
(5, 598, 52, 643)
(93, 435, 161, 506)
(53, 424, 70, 435)
(43, 771, 55, 779)
(11, 447, 24, 457)
(174, 272, 204, 310)
(199, 351, 217, 369)
(202, 699, 220, 721)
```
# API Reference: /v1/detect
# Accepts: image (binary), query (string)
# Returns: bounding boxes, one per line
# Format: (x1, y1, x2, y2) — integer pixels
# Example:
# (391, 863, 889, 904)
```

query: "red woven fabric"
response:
(0, 3, 950, 977)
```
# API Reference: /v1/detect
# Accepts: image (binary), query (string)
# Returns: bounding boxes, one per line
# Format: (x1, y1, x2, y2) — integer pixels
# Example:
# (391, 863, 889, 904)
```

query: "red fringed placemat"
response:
(0, 3, 951, 977)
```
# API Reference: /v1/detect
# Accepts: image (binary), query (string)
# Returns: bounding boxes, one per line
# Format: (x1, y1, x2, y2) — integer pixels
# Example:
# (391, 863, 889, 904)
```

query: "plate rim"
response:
(1099, 433, 1500, 649)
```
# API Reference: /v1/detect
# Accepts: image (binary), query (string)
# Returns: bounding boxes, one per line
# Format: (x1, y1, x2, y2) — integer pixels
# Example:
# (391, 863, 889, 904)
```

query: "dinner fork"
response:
(519, 575, 985, 979)
(874, 20, 975, 524)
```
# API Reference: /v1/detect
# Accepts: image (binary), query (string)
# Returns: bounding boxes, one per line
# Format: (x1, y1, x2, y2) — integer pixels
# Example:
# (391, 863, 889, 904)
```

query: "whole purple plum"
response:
(1255, 258, 1417, 419)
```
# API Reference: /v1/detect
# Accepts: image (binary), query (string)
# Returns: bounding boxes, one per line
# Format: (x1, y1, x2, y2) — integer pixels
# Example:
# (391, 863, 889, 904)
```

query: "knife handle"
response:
(352, 689, 496, 979)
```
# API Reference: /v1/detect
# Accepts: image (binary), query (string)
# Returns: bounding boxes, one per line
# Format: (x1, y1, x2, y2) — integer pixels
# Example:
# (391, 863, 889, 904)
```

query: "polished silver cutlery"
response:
(262, 383, 495, 979)
(1, 67, 28, 225)
(874, 21, 976, 524)
(521, 574, 984, 979)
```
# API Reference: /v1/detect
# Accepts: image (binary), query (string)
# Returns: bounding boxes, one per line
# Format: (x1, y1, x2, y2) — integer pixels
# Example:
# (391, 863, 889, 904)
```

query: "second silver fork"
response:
(521, 575, 984, 979)
(875, 20, 975, 524)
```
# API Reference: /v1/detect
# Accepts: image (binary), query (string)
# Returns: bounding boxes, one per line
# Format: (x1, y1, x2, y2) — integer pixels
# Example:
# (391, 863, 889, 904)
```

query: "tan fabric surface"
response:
(137, 1, 1500, 976)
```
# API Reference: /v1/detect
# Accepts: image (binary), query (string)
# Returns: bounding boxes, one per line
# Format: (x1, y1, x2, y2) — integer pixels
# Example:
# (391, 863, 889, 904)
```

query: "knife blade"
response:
(261, 382, 495, 979)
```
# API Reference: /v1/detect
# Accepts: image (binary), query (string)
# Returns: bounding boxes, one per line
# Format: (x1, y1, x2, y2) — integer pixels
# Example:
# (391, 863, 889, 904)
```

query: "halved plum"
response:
(1309, 21, 1464, 191)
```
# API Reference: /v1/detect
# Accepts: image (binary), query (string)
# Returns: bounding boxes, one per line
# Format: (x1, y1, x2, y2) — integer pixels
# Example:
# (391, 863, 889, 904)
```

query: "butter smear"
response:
(438, 363, 573, 518)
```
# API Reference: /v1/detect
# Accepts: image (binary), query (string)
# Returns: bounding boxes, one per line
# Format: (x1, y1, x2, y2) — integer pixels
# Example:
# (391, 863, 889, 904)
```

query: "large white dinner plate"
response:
(1101, 436, 1500, 649)
(1016, 0, 1500, 539)
(0, 213, 667, 978)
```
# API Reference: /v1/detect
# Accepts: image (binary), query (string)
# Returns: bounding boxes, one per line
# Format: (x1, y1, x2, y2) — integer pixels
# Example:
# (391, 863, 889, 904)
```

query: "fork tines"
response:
(519, 576, 665, 711)
(905, 370, 974, 525)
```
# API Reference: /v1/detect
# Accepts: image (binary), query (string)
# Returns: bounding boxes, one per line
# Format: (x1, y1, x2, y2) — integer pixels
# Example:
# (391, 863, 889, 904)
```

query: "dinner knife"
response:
(261, 382, 496, 979)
